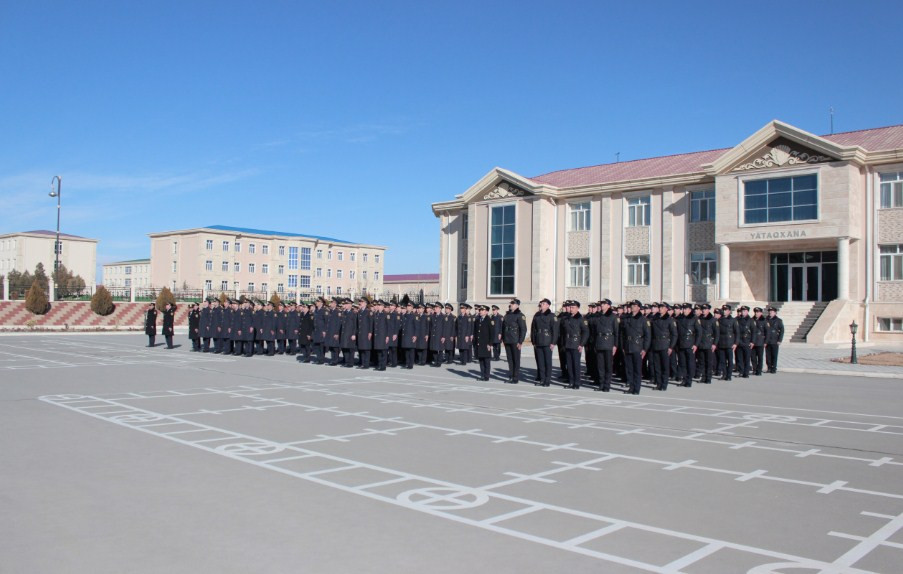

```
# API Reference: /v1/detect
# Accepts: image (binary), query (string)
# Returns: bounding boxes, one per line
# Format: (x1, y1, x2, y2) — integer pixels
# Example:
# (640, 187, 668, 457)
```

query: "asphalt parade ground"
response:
(2, 334, 903, 573)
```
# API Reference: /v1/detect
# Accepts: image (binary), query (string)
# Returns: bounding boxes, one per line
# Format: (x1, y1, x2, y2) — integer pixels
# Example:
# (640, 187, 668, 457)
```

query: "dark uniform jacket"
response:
(212, 307, 223, 337)
(716, 315, 740, 349)
(455, 314, 472, 349)
(199, 307, 211, 338)
(240, 308, 255, 341)
(162, 307, 175, 336)
(588, 310, 619, 351)
(619, 312, 651, 354)
(491, 313, 503, 343)
(676, 314, 702, 349)
(556, 312, 570, 347)
(651, 313, 678, 351)
(144, 309, 157, 336)
(372, 311, 388, 350)
(429, 313, 444, 351)
(188, 309, 200, 340)
(474, 315, 494, 358)
(560, 313, 590, 350)
(326, 308, 342, 346)
(313, 306, 327, 343)
(356, 309, 373, 350)
(765, 317, 785, 345)
(737, 316, 754, 347)
(341, 310, 357, 348)
(502, 309, 527, 345)
(223, 308, 234, 338)
(286, 310, 300, 341)
(260, 310, 276, 341)
(414, 314, 429, 350)
(530, 309, 559, 347)
(752, 317, 767, 346)
(386, 311, 400, 348)
(401, 313, 417, 348)
(299, 311, 314, 342)
(441, 314, 456, 350)
(698, 314, 719, 348)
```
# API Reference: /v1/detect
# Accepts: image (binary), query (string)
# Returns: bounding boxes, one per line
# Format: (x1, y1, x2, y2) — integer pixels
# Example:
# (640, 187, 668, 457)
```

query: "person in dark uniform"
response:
(355, 298, 373, 369)
(502, 298, 527, 383)
(223, 300, 236, 355)
(336, 299, 354, 367)
(442, 303, 457, 364)
(200, 299, 213, 352)
(531, 298, 558, 387)
(557, 304, 570, 382)
(490, 305, 503, 361)
(285, 302, 300, 355)
(620, 300, 651, 394)
(676, 304, 701, 387)
(243, 299, 256, 357)
(325, 298, 342, 365)
(188, 303, 201, 351)
(400, 302, 417, 369)
(211, 299, 224, 353)
(584, 302, 598, 387)
(414, 304, 430, 365)
(716, 305, 739, 380)
(696, 304, 718, 383)
(589, 299, 618, 392)
(162, 302, 176, 349)
(650, 303, 678, 391)
(474, 305, 494, 380)
(429, 303, 445, 367)
(144, 302, 157, 347)
(386, 301, 400, 368)
(456, 303, 472, 365)
(559, 301, 589, 389)
(764, 307, 784, 373)
(751, 307, 767, 376)
(298, 303, 314, 362)
(312, 298, 327, 364)
(370, 300, 388, 370)
(229, 300, 243, 356)
(736, 306, 754, 378)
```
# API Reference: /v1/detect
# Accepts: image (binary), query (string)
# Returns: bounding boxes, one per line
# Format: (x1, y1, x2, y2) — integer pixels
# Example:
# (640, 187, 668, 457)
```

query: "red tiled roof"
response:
(529, 124, 903, 189)
(383, 273, 440, 283)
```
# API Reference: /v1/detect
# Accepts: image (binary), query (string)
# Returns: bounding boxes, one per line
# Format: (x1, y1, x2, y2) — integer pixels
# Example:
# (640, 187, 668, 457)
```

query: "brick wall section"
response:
(878, 283, 903, 302)
(624, 286, 650, 302)
(625, 227, 649, 255)
(878, 209, 903, 244)
(0, 302, 190, 328)
(688, 221, 716, 252)
(566, 231, 589, 257)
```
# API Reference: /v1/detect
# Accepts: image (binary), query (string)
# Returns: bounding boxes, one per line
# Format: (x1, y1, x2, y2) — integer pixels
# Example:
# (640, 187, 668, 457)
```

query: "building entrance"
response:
(770, 251, 837, 302)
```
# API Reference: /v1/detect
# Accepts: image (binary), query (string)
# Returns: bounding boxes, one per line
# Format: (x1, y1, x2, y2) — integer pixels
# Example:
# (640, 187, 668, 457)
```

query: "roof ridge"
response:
(530, 147, 730, 180)
(820, 122, 903, 138)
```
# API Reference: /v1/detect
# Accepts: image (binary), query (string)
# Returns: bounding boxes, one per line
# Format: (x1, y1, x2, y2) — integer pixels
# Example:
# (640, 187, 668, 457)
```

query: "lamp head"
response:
(49, 191, 58, 198)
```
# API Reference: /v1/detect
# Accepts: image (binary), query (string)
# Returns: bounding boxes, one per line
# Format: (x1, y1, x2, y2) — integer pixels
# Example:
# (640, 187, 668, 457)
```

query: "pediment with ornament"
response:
(482, 181, 533, 200)
(731, 137, 837, 172)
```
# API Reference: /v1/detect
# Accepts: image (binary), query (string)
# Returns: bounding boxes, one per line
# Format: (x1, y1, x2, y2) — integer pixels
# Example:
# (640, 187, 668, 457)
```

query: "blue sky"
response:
(2, 0, 902, 279)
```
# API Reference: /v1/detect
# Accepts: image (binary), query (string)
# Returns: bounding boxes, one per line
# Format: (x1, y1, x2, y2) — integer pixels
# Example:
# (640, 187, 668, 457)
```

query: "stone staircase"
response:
(771, 301, 830, 343)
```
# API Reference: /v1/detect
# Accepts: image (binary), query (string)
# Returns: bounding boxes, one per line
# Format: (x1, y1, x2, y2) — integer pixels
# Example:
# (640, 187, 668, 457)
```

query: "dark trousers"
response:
(298, 342, 310, 362)
(595, 349, 613, 390)
(404, 348, 415, 368)
(165, 335, 174, 349)
(330, 346, 340, 365)
(479, 357, 491, 379)
(624, 352, 644, 394)
(191, 338, 201, 351)
(232, 340, 242, 355)
(736, 345, 751, 377)
(535, 346, 552, 385)
(718, 347, 734, 380)
(287, 339, 297, 354)
(148, 335, 156, 347)
(342, 348, 355, 366)
(431, 348, 443, 366)
(358, 349, 371, 369)
(265, 341, 276, 356)
(277, 339, 286, 354)
(504, 343, 521, 381)
(678, 348, 696, 386)
(416, 349, 427, 365)
(698, 348, 714, 382)
(458, 347, 471, 365)
(558, 345, 569, 380)
(445, 347, 455, 364)
(651, 349, 670, 390)
(255, 340, 264, 355)
(203, 337, 212, 352)
(565, 348, 581, 388)
(313, 342, 325, 363)
(766, 344, 779, 373)
(243, 340, 253, 357)
(472, 340, 479, 362)
(492, 343, 501, 360)
(375, 349, 387, 370)
(388, 347, 398, 367)
(586, 344, 598, 382)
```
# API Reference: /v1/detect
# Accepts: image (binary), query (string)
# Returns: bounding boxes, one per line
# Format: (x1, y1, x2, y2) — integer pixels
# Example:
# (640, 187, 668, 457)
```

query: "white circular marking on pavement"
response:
(397, 487, 489, 510)
(215, 442, 285, 456)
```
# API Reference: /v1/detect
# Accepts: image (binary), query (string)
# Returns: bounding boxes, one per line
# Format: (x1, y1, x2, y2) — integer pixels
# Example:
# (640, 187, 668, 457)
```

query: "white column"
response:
(48, 278, 55, 302)
(2, 274, 8, 301)
(718, 243, 730, 300)
(131, 286, 137, 303)
(837, 236, 850, 300)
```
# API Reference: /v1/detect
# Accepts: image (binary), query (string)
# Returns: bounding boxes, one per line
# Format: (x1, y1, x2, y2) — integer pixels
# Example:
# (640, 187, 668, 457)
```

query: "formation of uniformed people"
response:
(159, 295, 786, 394)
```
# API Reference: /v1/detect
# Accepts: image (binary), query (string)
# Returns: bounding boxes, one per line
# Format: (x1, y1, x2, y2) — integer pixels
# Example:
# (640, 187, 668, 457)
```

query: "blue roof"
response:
(205, 225, 354, 244)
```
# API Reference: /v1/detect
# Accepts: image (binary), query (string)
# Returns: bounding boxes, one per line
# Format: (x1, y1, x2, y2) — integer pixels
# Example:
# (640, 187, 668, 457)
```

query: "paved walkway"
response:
(777, 342, 903, 379)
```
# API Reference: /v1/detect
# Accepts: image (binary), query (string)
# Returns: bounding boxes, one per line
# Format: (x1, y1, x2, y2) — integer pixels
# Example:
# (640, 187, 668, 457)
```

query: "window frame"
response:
(626, 255, 650, 286)
(879, 171, 903, 209)
(568, 257, 590, 287)
(487, 203, 516, 296)
(739, 171, 819, 226)
(690, 189, 715, 223)
(879, 244, 903, 282)
(627, 196, 651, 227)
(568, 202, 591, 231)
(690, 251, 717, 285)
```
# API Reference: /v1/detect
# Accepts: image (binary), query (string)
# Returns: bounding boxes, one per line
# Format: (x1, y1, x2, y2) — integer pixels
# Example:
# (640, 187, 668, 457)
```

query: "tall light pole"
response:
(49, 176, 62, 276)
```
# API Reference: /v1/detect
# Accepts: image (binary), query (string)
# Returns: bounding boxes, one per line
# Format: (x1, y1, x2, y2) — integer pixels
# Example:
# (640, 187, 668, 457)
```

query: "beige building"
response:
(432, 120, 903, 343)
(0, 230, 98, 286)
(102, 258, 151, 289)
(383, 273, 440, 301)
(149, 225, 386, 299)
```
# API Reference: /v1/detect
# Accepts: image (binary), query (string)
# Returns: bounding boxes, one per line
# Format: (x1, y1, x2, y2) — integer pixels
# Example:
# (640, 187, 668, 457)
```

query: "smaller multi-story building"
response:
(383, 273, 440, 301)
(102, 259, 151, 289)
(148, 225, 386, 298)
(0, 230, 98, 286)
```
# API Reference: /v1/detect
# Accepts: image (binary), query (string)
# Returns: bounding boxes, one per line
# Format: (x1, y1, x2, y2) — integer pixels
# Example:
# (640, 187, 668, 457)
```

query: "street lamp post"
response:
(49, 176, 62, 276)
(850, 320, 858, 365)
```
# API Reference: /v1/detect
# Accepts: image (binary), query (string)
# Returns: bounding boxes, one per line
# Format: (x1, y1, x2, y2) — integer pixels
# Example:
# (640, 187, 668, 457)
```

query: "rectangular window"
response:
(222, 261, 229, 272)
(375, 254, 380, 264)
(248, 263, 255, 273)
(288, 275, 297, 288)
(690, 251, 717, 285)
(317, 249, 323, 259)
(301, 247, 311, 270)
(249, 243, 256, 254)
(569, 202, 591, 231)
(326, 286, 331, 295)
(54, 241, 63, 255)
(234, 262, 240, 273)
(690, 190, 715, 222)
(300, 275, 311, 289)
(374, 271, 379, 280)
(878, 317, 903, 332)
(125, 266, 132, 275)
(350, 270, 356, 280)
(744, 174, 818, 224)
(361, 270, 367, 280)
(248, 282, 254, 292)
(233, 281, 239, 291)
(337, 286, 342, 294)
(125, 278, 131, 287)
(316, 285, 322, 294)
(172, 241, 178, 255)
(262, 263, 269, 274)
(278, 265, 284, 275)
(277, 283, 284, 293)
(222, 241, 229, 252)
(462, 213, 469, 240)
(880, 172, 903, 208)
(337, 251, 343, 261)
(221, 280, 228, 291)
(328, 250, 333, 260)
(316, 267, 322, 278)
(205, 279, 212, 290)
(350, 252, 356, 262)
(234, 242, 241, 253)
(627, 197, 651, 227)
(626, 255, 650, 286)
(262, 244, 269, 255)
(327, 269, 332, 278)
(363, 253, 368, 262)
(172, 261, 177, 273)
(337, 269, 343, 279)
(569, 258, 590, 287)
(206, 240, 213, 250)
(289, 246, 298, 270)
(880, 244, 903, 281)
(261, 282, 268, 292)
(205, 260, 213, 271)
(489, 204, 516, 295)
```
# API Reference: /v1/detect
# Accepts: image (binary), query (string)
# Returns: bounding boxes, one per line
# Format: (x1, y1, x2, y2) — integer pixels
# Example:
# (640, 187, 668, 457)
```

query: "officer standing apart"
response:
(162, 302, 176, 349)
(501, 298, 527, 384)
(144, 302, 157, 347)
(530, 298, 558, 387)
(764, 306, 784, 373)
